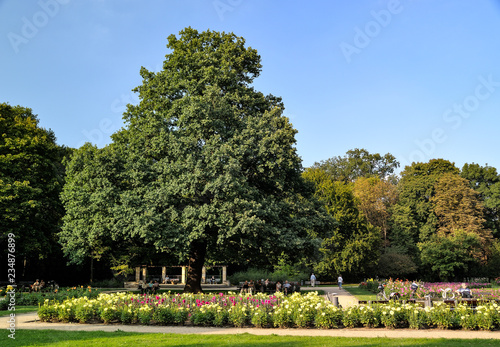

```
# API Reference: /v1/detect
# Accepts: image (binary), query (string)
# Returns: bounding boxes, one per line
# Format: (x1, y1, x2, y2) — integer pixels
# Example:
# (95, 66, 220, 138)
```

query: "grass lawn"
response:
(343, 285, 377, 301)
(3, 330, 500, 347)
(0, 306, 38, 317)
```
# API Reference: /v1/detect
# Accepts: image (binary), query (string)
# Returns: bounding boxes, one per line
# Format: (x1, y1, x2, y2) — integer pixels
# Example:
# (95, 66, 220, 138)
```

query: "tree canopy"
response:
(59, 28, 328, 292)
(303, 168, 380, 277)
(0, 103, 68, 277)
(312, 148, 399, 182)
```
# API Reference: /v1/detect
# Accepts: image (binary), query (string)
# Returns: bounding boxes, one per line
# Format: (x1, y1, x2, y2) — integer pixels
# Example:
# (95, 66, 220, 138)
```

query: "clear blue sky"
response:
(1, 0, 500, 172)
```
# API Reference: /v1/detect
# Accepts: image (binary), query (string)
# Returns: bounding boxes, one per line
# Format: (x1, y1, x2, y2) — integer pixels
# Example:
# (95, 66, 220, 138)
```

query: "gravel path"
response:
(4, 286, 500, 340)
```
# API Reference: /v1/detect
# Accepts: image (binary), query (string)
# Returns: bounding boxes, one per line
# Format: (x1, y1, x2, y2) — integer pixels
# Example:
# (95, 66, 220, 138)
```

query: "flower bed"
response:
(38, 291, 500, 330)
(1, 286, 101, 308)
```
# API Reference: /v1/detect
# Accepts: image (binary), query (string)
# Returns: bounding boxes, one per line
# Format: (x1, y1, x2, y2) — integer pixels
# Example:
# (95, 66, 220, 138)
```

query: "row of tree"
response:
(2, 28, 499, 290)
(306, 150, 500, 281)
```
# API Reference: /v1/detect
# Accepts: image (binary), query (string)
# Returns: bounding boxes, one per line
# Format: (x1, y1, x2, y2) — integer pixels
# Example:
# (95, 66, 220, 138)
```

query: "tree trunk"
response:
(183, 240, 207, 293)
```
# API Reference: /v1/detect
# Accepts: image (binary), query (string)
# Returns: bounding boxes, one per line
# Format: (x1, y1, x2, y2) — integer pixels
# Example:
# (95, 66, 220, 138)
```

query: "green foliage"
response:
(432, 173, 491, 240)
(418, 230, 482, 281)
(75, 303, 98, 323)
(0, 103, 69, 269)
(303, 168, 380, 278)
(392, 159, 459, 246)
(100, 306, 119, 324)
(60, 28, 328, 292)
(228, 304, 250, 327)
(461, 163, 500, 236)
(120, 307, 135, 324)
(342, 306, 363, 327)
(37, 303, 57, 322)
(153, 306, 176, 325)
(314, 305, 343, 329)
(375, 252, 418, 278)
(359, 305, 382, 328)
(312, 148, 400, 183)
(429, 302, 461, 329)
(251, 305, 273, 328)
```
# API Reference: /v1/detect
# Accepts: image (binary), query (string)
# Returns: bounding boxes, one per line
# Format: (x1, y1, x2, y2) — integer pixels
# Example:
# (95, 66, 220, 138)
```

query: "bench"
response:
(237, 281, 301, 295)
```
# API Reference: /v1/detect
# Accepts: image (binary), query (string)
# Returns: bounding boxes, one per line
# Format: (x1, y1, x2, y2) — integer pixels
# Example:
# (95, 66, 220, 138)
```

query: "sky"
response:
(1, 0, 500, 172)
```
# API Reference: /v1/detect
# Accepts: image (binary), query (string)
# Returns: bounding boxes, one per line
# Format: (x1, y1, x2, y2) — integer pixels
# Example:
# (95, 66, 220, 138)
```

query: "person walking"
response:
(310, 273, 316, 287)
(337, 275, 343, 289)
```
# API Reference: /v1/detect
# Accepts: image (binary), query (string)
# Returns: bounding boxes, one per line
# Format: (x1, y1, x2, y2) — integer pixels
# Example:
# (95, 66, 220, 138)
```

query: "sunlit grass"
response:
(3, 330, 500, 347)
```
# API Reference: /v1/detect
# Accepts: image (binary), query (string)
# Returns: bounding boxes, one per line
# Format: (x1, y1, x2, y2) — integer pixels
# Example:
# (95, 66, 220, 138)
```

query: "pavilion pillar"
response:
(202, 266, 206, 284)
(222, 266, 227, 284)
(135, 267, 140, 282)
(162, 266, 166, 283)
(142, 267, 147, 281)
(181, 266, 186, 284)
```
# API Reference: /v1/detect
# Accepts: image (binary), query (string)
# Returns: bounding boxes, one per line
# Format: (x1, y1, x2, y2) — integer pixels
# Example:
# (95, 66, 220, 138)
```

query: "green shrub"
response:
(342, 306, 362, 328)
(213, 308, 229, 326)
(120, 307, 135, 324)
(137, 306, 153, 325)
(272, 305, 293, 328)
(0, 298, 8, 311)
(359, 305, 381, 328)
(174, 307, 188, 325)
(228, 304, 250, 327)
(89, 279, 123, 288)
(37, 302, 58, 322)
(314, 305, 343, 329)
(100, 306, 119, 324)
(75, 303, 97, 323)
(407, 307, 429, 329)
(153, 306, 175, 325)
(250, 306, 273, 328)
(57, 302, 76, 322)
(429, 302, 460, 329)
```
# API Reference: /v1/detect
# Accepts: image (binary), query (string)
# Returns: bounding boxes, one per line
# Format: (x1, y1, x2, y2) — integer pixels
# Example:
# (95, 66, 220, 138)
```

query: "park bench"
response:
(237, 281, 301, 295)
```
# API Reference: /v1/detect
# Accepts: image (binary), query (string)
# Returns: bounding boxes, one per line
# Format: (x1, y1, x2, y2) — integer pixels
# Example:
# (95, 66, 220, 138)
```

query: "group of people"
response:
(239, 279, 298, 295)
(30, 279, 59, 293)
(309, 273, 343, 289)
(138, 280, 160, 294)
(30, 279, 45, 292)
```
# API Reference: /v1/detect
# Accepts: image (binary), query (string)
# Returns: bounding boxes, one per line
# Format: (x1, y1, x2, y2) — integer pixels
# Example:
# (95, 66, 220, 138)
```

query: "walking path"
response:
(3, 286, 500, 340)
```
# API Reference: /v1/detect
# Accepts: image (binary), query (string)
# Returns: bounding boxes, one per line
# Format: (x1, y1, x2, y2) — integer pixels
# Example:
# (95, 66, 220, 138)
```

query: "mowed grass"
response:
(343, 284, 377, 301)
(3, 330, 500, 347)
(0, 306, 38, 317)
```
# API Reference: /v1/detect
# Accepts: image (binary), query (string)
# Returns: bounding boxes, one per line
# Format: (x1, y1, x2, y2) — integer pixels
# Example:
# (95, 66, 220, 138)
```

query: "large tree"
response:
(353, 176, 398, 247)
(303, 168, 380, 278)
(0, 103, 68, 279)
(461, 163, 500, 236)
(60, 28, 327, 292)
(431, 173, 491, 242)
(312, 148, 399, 183)
(390, 159, 459, 251)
